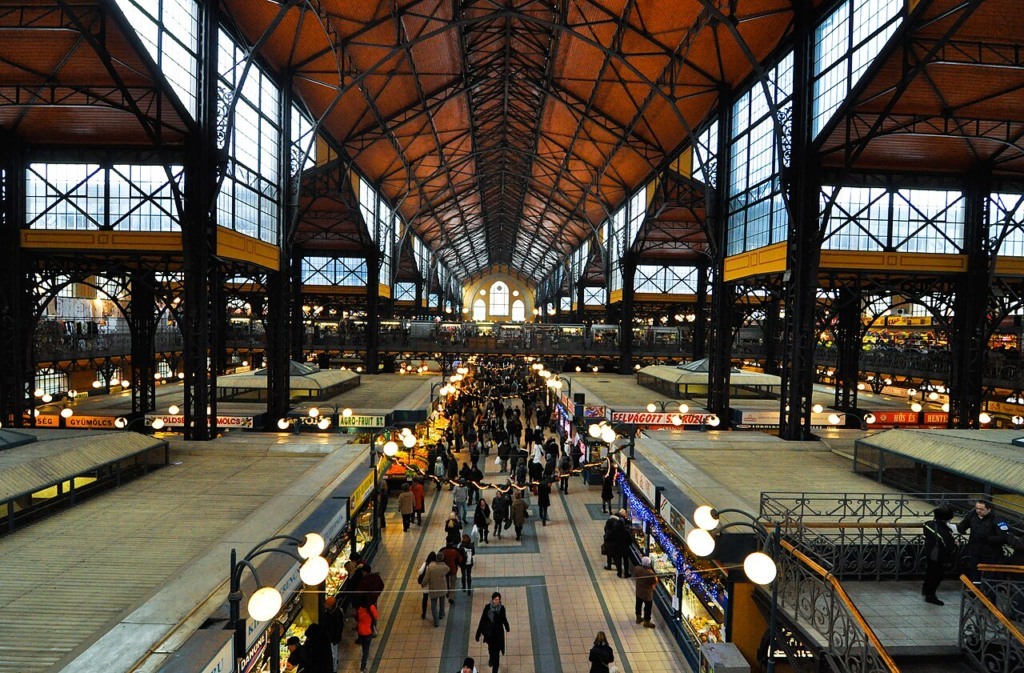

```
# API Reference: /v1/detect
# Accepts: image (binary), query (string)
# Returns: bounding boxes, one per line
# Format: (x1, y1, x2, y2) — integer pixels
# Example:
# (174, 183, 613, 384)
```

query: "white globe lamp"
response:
(693, 505, 719, 531)
(686, 528, 716, 557)
(744, 551, 778, 585)
(247, 587, 282, 622)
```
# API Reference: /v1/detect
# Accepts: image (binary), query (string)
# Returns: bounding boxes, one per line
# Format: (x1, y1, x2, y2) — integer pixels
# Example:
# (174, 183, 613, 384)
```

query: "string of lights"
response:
(616, 471, 728, 609)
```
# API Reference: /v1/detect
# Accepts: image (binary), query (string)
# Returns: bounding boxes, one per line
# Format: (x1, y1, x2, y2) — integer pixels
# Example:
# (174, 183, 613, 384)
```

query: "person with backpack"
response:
(922, 506, 957, 605)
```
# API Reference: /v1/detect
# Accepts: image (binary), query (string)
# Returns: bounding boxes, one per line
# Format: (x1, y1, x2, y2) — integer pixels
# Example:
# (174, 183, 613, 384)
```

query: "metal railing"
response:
(960, 565, 1024, 673)
(776, 539, 900, 673)
(35, 331, 183, 361)
(761, 492, 1024, 532)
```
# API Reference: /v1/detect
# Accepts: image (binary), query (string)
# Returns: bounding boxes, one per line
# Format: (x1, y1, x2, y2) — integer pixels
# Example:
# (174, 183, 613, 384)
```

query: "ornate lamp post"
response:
(687, 506, 782, 672)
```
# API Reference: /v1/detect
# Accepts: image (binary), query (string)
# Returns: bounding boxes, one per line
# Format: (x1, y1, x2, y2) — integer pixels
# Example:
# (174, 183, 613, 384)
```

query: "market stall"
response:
(614, 452, 731, 670)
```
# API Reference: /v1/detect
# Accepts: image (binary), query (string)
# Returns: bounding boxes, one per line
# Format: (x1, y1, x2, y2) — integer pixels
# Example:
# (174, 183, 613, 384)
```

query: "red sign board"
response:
(867, 410, 948, 427)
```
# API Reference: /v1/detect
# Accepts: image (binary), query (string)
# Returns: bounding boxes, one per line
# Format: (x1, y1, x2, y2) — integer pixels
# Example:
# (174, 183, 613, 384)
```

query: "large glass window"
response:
(584, 288, 605, 306)
(635, 265, 698, 294)
(489, 282, 510, 316)
(691, 122, 719, 187)
(823, 186, 964, 253)
(301, 257, 368, 286)
(813, 0, 903, 138)
(394, 282, 416, 301)
(727, 54, 793, 255)
(291, 105, 317, 173)
(217, 28, 281, 245)
(472, 299, 486, 321)
(511, 300, 526, 322)
(112, 0, 199, 117)
(35, 368, 68, 396)
(991, 193, 1024, 257)
(27, 163, 183, 231)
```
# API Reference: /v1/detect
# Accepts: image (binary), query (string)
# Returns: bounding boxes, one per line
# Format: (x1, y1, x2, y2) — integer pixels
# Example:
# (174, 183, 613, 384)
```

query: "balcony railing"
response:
(35, 331, 184, 361)
(960, 566, 1024, 673)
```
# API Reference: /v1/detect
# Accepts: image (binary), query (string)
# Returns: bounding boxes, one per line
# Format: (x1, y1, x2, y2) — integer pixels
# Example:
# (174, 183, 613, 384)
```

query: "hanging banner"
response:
(611, 411, 713, 426)
(64, 415, 118, 429)
(146, 414, 254, 428)
(337, 415, 386, 428)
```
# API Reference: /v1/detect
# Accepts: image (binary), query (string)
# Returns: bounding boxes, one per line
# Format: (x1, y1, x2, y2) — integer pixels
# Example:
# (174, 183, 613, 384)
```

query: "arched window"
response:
(489, 282, 509, 316)
(511, 299, 525, 322)
(473, 298, 486, 321)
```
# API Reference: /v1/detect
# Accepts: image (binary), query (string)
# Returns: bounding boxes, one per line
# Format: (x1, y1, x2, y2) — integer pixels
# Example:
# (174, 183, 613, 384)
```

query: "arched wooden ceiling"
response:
(223, 0, 804, 282)
(818, 0, 1024, 178)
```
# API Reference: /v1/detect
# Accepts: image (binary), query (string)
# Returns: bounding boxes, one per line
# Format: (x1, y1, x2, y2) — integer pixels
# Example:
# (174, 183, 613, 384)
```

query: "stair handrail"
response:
(779, 538, 901, 673)
(959, 571, 1024, 673)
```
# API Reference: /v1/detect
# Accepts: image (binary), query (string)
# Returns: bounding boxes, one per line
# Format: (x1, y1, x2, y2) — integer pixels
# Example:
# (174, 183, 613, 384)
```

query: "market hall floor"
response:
(342, 454, 691, 673)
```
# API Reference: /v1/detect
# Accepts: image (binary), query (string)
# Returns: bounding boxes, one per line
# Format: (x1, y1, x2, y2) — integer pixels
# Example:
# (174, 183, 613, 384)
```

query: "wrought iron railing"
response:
(761, 492, 1024, 532)
(783, 521, 968, 582)
(960, 565, 1024, 673)
(35, 331, 184, 361)
(775, 539, 900, 673)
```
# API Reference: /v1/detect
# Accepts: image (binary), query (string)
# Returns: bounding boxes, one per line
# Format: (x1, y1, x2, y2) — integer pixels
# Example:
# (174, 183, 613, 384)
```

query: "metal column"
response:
(180, 0, 220, 440)
(949, 169, 992, 428)
(778, 1, 820, 441)
(128, 269, 157, 414)
(0, 140, 30, 427)
(618, 252, 636, 373)
(707, 92, 734, 422)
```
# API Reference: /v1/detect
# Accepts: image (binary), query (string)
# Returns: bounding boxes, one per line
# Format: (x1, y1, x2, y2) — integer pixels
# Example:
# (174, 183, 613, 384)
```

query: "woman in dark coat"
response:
(588, 630, 615, 673)
(537, 478, 551, 526)
(474, 498, 491, 544)
(475, 591, 511, 673)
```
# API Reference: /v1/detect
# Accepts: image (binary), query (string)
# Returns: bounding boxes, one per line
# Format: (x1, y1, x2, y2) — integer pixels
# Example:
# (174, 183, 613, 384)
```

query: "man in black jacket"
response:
(957, 499, 1010, 581)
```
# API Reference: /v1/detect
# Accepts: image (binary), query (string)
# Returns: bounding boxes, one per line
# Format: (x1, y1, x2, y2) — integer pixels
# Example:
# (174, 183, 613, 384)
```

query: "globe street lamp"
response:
(228, 533, 330, 661)
(687, 506, 782, 672)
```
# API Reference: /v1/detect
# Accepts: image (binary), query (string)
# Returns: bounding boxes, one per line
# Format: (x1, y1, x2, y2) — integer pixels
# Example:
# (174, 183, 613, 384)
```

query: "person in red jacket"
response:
(440, 543, 465, 604)
(411, 478, 426, 525)
(355, 603, 378, 673)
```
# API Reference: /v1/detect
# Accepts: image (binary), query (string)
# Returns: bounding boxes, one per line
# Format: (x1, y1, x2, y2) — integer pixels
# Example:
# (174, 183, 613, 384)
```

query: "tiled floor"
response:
(338, 449, 694, 673)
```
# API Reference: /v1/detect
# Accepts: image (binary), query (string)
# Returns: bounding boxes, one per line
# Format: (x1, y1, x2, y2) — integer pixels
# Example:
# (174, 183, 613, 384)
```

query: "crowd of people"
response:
(286, 358, 640, 673)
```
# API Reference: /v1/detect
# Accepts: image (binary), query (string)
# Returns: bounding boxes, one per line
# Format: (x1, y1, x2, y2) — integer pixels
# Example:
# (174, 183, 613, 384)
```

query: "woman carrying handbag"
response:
(588, 631, 617, 673)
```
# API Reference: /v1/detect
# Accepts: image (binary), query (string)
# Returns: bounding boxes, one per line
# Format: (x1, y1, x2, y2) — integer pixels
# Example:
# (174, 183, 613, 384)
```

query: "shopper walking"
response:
(454, 479, 470, 524)
(398, 482, 416, 532)
(537, 478, 551, 526)
(588, 631, 616, 673)
(474, 498, 491, 544)
(475, 591, 511, 673)
(922, 506, 957, 605)
(957, 499, 1010, 581)
(411, 478, 426, 525)
(353, 602, 378, 672)
(492, 490, 510, 540)
(511, 492, 529, 541)
(558, 452, 572, 494)
(633, 556, 659, 627)
(600, 468, 615, 514)
(441, 543, 465, 603)
(611, 509, 633, 578)
(421, 553, 450, 627)
(417, 551, 437, 620)
(445, 511, 464, 546)
(460, 532, 476, 593)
